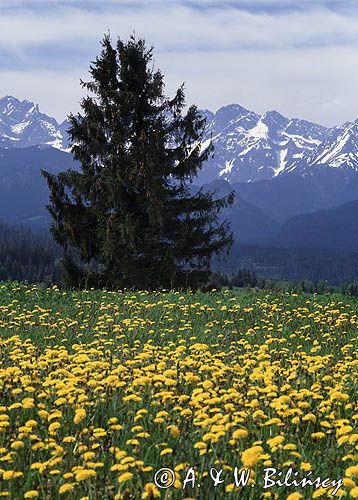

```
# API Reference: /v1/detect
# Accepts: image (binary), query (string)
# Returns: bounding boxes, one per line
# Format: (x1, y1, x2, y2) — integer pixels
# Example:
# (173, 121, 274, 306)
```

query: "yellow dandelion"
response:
(73, 409, 86, 425)
(350, 486, 358, 498)
(241, 446, 263, 467)
(59, 483, 75, 494)
(118, 472, 133, 483)
(233, 429, 248, 439)
(75, 469, 96, 482)
(286, 493, 303, 500)
(160, 448, 173, 456)
(346, 466, 358, 477)
(24, 492, 39, 499)
(10, 441, 24, 450)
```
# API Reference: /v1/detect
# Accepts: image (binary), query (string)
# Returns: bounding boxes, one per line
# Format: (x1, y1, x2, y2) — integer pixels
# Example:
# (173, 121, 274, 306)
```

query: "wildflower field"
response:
(0, 282, 356, 500)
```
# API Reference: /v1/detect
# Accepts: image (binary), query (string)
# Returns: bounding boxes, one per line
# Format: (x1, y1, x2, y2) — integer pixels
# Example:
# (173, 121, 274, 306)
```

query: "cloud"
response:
(1, 3, 358, 51)
(0, 1, 357, 126)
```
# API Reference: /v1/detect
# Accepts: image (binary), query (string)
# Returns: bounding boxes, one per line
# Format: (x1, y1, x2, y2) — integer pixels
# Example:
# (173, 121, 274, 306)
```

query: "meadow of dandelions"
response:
(0, 282, 356, 499)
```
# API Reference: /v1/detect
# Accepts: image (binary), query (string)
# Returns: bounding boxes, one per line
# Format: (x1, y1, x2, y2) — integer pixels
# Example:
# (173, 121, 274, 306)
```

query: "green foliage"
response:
(43, 34, 233, 290)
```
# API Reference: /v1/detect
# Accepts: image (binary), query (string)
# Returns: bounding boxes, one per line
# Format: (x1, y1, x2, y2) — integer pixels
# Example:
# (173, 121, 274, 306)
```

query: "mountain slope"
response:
(233, 120, 358, 223)
(0, 96, 69, 150)
(235, 164, 358, 225)
(274, 200, 358, 250)
(201, 179, 279, 242)
(228, 120, 358, 224)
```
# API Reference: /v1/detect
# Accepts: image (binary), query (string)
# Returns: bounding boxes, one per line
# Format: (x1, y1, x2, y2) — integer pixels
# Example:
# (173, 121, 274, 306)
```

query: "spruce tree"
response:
(43, 34, 234, 290)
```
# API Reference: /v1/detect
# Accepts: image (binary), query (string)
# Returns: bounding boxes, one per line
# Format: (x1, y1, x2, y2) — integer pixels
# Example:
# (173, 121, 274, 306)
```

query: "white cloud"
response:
(0, 4, 357, 50)
(0, 1, 357, 126)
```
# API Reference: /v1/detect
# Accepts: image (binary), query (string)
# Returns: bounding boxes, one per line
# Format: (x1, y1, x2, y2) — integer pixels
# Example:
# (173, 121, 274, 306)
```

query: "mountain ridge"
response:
(2, 94, 357, 187)
(2, 95, 358, 251)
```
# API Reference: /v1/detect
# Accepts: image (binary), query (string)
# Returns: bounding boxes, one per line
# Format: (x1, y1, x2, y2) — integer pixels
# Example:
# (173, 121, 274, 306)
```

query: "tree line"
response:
(216, 243, 358, 286)
(0, 220, 60, 284)
(215, 269, 358, 297)
(3, 218, 358, 297)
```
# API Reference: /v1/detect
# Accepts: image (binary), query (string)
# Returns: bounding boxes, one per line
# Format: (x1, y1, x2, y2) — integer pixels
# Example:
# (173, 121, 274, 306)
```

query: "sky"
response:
(0, 0, 357, 126)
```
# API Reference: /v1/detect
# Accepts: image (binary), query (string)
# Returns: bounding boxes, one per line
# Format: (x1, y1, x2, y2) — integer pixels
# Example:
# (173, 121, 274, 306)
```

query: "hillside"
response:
(274, 200, 358, 250)
(0, 146, 76, 226)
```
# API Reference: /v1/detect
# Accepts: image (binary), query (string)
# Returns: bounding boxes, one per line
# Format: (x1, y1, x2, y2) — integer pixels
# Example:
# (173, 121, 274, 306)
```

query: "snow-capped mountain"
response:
(288, 119, 358, 175)
(233, 118, 358, 225)
(1, 95, 358, 191)
(0, 96, 69, 150)
(197, 104, 330, 184)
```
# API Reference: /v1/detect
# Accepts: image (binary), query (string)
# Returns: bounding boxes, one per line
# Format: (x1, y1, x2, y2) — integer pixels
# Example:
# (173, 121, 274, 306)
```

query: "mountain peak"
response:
(214, 103, 251, 124)
(0, 95, 21, 116)
(261, 110, 289, 136)
(216, 103, 249, 114)
(262, 110, 287, 122)
(0, 95, 20, 103)
(0, 95, 69, 151)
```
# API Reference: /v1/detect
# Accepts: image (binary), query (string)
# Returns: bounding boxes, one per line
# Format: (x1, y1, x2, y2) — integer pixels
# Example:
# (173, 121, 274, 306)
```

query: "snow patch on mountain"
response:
(11, 121, 30, 135)
(274, 149, 288, 176)
(248, 120, 269, 140)
(219, 159, 235, 176)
